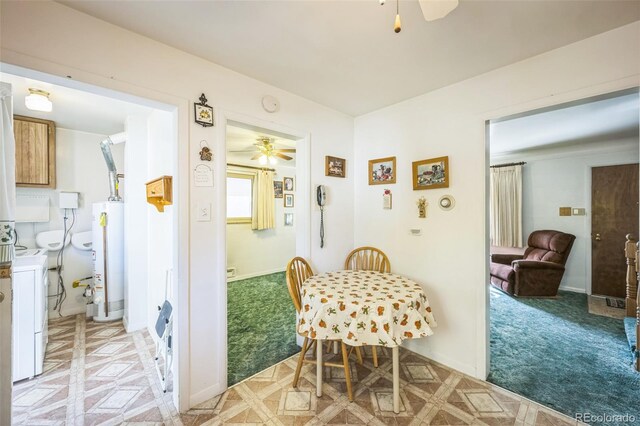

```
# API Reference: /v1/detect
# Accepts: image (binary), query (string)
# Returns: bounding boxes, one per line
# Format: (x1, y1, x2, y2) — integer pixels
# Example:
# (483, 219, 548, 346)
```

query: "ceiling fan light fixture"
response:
(269, 156, 277, 165)
(259, 155, 268, 165)
(394, 13, 401, 33)
(25, 88, 52, 112)
(393, 0, 401, 33)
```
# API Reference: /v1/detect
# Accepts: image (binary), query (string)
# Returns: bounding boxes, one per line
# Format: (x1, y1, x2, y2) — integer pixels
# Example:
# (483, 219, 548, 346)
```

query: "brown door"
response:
(591, 163, 639, 297)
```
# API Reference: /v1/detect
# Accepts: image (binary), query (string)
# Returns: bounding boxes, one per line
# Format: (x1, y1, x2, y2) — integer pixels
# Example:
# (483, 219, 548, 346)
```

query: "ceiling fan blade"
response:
(276, 148, 297, 153)
(418, 0, 458, 22)
(251, 153, 263, 160)
(274, 153, 293, 161)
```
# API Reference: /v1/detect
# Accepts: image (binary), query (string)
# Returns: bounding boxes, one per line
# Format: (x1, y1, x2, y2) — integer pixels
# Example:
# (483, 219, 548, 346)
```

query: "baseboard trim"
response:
(49, 305, 86, 319)
(403, 340, 476, 378)
(123, 316, 146, 333)
(189, 383, 226, 408)
(227, 268, 286, 282)
(559, 286, 586, 294)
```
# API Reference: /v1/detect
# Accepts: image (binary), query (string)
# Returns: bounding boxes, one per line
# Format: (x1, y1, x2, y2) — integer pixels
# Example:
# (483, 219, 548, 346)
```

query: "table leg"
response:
(316, 338, 323, 397)
(392, 346, 399, 414)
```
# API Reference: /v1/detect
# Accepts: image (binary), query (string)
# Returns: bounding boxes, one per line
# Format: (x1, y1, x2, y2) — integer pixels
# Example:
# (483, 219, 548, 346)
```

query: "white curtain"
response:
(252, 170, 275, 230)
(490, 165, 523, 248)
(0, 83, 16, 264)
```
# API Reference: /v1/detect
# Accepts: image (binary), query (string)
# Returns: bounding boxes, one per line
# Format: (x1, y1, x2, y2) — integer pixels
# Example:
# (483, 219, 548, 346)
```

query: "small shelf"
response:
(146, 175, 173, 212)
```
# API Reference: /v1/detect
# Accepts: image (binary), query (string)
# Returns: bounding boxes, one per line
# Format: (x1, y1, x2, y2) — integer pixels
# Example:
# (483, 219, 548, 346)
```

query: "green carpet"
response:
(488, 288, 640, 425)
(227, 272, 299, 386)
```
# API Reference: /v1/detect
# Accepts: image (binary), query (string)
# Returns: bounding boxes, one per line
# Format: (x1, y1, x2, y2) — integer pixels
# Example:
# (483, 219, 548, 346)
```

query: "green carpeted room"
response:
(227, 272, 298, 386)
(488, 288, 640, 424)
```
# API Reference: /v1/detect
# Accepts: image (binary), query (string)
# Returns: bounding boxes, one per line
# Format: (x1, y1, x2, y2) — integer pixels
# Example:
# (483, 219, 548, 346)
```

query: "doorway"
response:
(486, 88, 640, 418)
(224, 121, 308, 386)
(591, 163, 639, 297)
(1, 65, 183, 423)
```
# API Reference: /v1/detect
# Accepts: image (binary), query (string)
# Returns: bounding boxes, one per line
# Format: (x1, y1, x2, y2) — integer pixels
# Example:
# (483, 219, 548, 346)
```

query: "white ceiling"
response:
(1, 72, 152, 135)
(227, 124, 297, 167)
(59, 0, 640, 116)
(490, 91, 640, 155)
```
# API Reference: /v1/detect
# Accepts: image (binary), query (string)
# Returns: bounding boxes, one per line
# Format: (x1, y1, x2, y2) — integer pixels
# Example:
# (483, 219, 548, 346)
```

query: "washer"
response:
(12, 249, 48, 382)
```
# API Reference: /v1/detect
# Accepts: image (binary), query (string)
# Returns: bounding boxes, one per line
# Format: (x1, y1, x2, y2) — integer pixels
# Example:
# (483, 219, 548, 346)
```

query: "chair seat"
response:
(490, 262, 515, 283)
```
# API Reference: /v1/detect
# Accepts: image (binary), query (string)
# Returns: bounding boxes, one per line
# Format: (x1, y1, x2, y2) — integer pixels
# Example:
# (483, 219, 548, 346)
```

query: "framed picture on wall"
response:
(284, 194, 294, 207)
(194, 93, 214, 127)
(284, 177, 294, 191)
(273, 181, 283, 198)
(412, 156, 449, 190)
(325, 156, 346, 178)
(284, 213, 294, 226)
(369, 156, 396, 185)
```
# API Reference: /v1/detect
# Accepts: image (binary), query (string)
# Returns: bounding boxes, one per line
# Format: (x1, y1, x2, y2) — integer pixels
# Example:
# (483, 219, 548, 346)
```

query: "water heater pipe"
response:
(100, 132, 126, 201)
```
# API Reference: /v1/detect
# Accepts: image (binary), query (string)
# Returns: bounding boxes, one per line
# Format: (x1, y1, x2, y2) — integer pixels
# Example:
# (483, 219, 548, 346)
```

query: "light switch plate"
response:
(197, 203, 211, 221)
(572, 208, 586, 216)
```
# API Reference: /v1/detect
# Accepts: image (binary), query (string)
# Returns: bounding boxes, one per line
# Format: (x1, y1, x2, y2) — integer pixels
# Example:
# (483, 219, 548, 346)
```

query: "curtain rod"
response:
(490, 161, 526, 169)
(227, 163, 275, 172)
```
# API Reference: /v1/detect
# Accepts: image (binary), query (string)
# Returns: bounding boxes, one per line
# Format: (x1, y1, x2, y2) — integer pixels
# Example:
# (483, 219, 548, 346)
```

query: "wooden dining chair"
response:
(344, 246, 391, 273)
(344, 246, 391, 367)
(286, 256, 359, 401)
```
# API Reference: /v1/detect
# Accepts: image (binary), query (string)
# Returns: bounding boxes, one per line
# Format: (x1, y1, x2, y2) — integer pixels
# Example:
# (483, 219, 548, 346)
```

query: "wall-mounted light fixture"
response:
(25, 88, 52, 112)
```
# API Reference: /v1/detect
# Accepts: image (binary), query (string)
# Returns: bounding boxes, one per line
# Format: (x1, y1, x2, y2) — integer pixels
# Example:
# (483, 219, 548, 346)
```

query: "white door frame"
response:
(480, 78, 640, 379)
(0, 62, 190, 412)
(0, 267, 12, 425)
(214, 109, 311, 393)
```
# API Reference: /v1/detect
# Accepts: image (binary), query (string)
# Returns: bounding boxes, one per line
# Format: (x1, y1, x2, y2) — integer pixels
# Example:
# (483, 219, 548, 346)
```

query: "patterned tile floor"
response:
(12, 315, 180, 425)
(183, 348, 580, 426)
(13, 316, 579, 425)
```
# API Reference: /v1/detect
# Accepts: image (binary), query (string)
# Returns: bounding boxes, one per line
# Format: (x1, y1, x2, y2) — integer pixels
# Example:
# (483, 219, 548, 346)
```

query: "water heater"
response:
(92, 201, 124, 322)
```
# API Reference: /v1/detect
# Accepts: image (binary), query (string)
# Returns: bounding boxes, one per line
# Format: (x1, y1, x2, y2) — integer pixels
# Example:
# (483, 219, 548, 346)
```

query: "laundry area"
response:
(2, 69, 180, 423)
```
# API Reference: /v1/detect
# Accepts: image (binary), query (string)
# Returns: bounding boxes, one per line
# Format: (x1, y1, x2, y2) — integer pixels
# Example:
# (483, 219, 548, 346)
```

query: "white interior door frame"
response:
(0, 62, 190, 413)
(481, 77, 639, 380)
(0, 267, 12, 425)
(215, 109, 312, 394)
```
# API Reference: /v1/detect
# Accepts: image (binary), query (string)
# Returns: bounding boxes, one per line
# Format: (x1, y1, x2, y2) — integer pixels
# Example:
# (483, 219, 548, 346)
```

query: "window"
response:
(227, 173, 253, 224)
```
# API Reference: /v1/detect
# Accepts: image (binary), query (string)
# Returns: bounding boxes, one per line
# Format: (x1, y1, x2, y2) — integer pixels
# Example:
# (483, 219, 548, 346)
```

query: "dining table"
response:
(297, 270, 436, 414)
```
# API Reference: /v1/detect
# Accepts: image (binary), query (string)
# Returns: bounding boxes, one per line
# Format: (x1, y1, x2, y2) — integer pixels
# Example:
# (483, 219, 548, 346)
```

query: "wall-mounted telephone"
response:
(317, 185, 326, 248)
(317, 185, 326, 207)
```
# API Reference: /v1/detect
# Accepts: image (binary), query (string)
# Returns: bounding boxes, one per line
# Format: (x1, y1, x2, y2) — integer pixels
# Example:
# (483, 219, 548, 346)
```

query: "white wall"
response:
(123, 115, 149, 332)
(146, 110, 175, 334)
(353, 22, 640, 377)
(0, 1, 355, 408)
(492, 138, 639, 294)
(15, 128, 124, 318)
(226, 164, 296, 280)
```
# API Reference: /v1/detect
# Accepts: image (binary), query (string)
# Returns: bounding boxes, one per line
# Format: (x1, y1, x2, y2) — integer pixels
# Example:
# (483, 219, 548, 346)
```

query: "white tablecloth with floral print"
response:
(298, 270, 436, 347)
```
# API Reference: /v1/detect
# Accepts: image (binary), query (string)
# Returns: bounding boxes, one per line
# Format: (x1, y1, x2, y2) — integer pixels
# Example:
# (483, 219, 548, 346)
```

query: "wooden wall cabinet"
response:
(146, 175, 173, 212)
(14, 115, 56, 188)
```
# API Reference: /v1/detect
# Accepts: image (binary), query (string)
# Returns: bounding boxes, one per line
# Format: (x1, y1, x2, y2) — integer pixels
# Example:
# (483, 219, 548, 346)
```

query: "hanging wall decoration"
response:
(383, 189, 392, 209)
(412, 156, 449, 190)
(369, 156, 396, 185)
(194, 93, 214, 127)
(438, 194, 455, 211)
(199, 140, 213, 161)
(417, 196, 428, 218)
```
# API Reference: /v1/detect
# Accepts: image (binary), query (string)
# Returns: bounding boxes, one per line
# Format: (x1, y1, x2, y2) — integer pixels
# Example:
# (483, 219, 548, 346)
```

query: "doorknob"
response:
(0, 292, 4, 303)
(595, 233, 601, 241)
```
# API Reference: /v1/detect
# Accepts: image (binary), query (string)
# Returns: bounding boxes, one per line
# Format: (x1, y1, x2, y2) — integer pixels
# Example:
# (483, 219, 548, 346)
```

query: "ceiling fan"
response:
(230, 137, 296, 165)
(381, 0, 459, 33)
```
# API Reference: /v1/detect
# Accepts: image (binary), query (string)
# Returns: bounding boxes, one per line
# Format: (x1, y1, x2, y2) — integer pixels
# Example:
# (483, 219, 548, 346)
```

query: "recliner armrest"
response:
(512, 260, 564, 271)
(490, 253, 523, 265)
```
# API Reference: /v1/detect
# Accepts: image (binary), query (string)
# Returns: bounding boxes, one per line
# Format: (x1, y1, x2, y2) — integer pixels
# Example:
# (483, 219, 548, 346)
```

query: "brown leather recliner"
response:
(490, 230, 576, 297)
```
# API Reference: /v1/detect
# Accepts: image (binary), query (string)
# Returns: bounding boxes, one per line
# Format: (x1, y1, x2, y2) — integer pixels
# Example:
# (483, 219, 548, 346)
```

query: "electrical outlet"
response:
(197, 203, 211, 221)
